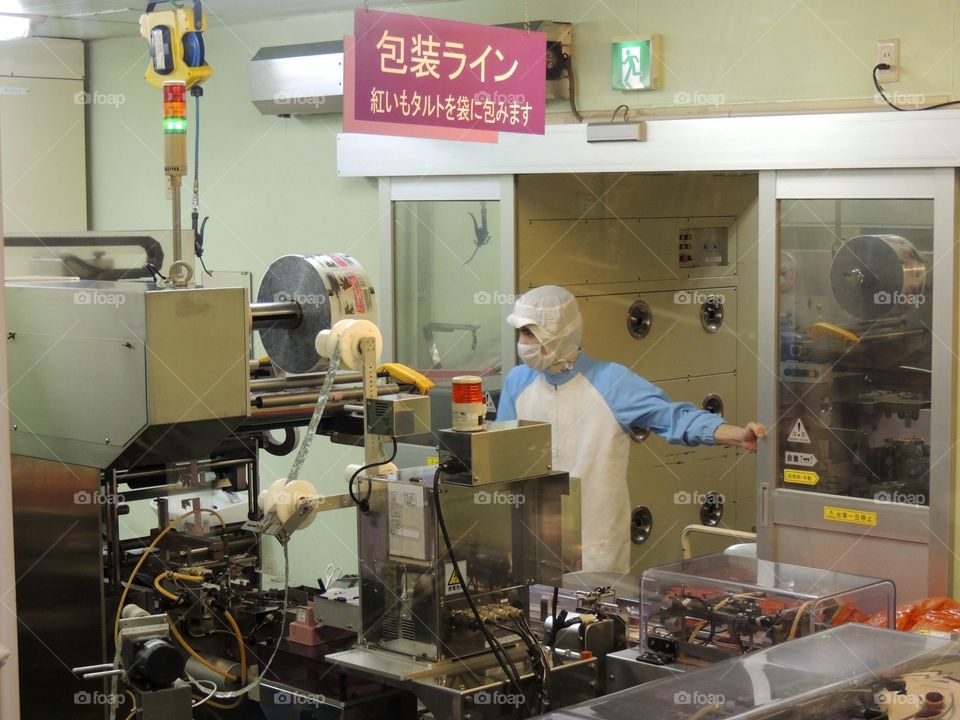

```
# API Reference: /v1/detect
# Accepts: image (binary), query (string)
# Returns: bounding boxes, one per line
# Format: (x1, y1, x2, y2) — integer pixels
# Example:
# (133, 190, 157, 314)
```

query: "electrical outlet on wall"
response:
(875, 38, 899, 83)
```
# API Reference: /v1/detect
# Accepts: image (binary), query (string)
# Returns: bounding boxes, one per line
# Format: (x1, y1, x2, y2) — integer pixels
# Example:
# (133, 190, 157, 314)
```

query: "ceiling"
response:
(5, 0, 459, 40)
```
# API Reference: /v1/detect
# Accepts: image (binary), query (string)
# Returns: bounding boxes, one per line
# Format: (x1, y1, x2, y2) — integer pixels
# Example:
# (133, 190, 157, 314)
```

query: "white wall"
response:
(85, 0, 960, 585)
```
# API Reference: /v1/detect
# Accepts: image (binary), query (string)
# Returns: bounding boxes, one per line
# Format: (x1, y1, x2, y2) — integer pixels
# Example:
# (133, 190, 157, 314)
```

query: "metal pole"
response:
(251, 383, 401, 409)
(250, 301, 303, 330)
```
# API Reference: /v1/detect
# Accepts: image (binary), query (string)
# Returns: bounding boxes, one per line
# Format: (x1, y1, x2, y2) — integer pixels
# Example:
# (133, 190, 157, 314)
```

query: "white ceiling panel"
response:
(9, 0, 461, 40)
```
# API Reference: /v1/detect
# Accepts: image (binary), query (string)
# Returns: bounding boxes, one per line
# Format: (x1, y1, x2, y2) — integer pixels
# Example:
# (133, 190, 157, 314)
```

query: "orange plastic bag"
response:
(866, 597, 960, 632)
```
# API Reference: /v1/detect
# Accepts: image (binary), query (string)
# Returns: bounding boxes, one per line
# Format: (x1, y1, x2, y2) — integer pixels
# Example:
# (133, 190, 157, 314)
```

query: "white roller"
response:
(344, 462, 398, 483)
(274, 479, 321, 530)
(259, 478, 288, 514)
(315, 318, 383, 371)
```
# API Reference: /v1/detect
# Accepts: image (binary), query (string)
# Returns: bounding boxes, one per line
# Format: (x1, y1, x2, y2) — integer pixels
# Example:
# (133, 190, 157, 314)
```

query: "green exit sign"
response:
(612, 35, 661, 90)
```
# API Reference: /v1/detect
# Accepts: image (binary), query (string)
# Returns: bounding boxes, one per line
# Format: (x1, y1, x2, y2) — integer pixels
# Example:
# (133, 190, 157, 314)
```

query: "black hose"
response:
(6, 234, 165, 280)
(432, 464, 527, 707)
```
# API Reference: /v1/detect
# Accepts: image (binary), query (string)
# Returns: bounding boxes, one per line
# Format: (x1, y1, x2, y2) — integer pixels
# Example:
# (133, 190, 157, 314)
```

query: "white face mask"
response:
(517, 341, 553, 371)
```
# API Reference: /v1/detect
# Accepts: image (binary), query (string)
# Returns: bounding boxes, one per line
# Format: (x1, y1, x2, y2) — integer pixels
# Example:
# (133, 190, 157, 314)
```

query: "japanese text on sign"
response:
(375, 33, 520, 83)
(823, 506, 878, 527)
(354, 9, 546, 135)
(369, 90, 532, 127)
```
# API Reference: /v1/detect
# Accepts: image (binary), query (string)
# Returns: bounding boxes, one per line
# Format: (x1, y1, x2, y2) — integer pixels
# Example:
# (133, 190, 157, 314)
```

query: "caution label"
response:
(444, 561, 468, 596)
(787, 419, 811, 444)
(824, 506, 877, 527)
(784, 469, 819, 486)
(485, 392, 497, 415)
(784, 451, 818, 468)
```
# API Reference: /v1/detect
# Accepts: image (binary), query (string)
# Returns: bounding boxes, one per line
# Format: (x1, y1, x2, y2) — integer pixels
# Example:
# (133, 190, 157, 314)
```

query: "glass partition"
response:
(777, 198, 933, 505)
(394, 199, 503, 380)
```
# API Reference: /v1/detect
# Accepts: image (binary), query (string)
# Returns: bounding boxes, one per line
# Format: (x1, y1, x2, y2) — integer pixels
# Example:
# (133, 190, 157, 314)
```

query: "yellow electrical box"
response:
(139, 7, 213, 89)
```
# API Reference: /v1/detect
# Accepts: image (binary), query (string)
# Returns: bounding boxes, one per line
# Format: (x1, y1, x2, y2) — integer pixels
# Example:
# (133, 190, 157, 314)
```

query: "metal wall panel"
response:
(12, 456, 104, 720)
(628, 373, 747, 570)
(578, 288, 737, 382)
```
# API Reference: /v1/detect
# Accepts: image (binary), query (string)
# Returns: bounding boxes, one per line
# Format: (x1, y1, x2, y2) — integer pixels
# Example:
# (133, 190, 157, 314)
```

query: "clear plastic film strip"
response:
(285, 339, 343, 485)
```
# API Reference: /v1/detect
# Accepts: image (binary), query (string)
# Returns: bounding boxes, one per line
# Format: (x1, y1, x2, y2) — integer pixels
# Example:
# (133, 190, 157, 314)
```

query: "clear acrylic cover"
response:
(544, 623, 952, 719)
(641, 554, 894, 661)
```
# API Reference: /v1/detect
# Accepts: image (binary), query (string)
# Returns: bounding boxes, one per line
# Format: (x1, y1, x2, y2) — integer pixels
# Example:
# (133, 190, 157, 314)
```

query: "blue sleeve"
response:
(591, 363, 726, 446)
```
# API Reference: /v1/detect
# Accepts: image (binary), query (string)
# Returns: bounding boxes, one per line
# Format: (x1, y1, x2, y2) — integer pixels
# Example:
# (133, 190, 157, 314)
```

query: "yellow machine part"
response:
(139, 7, 213, 89)
(378, 363, 436, 395)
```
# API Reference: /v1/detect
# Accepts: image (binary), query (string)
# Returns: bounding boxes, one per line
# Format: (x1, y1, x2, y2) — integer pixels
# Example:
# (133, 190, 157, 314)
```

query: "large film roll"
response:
(829, 234, 927, 320)
(257, 253, 376, 373)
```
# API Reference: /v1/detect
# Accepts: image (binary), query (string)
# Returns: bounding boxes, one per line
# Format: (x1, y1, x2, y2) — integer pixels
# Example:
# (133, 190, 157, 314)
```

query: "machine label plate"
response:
(824, 506, 878, 526)
(787, 419, 811, 444)
(784, 451, 818, 467)
(784, 469, 819, 485)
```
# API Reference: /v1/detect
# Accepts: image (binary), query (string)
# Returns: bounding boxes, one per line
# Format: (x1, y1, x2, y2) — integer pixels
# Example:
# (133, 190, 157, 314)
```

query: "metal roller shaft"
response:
(252, 383, 400, 409)
(249, 402, 349, 418)
(249, 371, 367, 392)
(250, 301, 303, 330)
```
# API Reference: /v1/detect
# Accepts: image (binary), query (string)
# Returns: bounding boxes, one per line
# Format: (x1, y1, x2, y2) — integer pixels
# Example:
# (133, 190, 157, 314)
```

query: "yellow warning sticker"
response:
(784, 469, 819, 486)
(444, 561, 467, 595)
(824, 506, 877, 526)
(427, 456, 440, 465)
(447, 566, 462, 588)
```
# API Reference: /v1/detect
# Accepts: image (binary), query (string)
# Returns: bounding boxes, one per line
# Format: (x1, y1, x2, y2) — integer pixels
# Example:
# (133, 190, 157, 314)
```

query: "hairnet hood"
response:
(508, 285, 582, 370)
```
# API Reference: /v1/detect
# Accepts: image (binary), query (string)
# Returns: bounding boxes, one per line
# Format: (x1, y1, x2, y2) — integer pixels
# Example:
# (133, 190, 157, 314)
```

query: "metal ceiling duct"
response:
(250, 40, 344, 115)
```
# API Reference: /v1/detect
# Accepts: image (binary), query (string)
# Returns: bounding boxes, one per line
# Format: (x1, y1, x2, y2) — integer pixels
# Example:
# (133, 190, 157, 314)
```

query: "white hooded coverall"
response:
(496, 286, 725, 574)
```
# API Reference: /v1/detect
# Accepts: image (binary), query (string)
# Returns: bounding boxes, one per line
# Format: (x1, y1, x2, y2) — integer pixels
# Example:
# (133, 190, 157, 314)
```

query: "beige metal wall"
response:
(0, 38, 86, 234)
(517, 172, 759, 572)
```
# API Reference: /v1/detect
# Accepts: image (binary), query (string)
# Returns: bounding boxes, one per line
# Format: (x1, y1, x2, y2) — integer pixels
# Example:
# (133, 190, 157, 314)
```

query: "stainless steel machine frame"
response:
(353, 467, 570, 662)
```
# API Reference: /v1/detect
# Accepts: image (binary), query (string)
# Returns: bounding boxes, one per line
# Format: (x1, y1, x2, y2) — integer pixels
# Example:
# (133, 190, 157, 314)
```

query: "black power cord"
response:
(431, 463, 528, 715)
(564, 52, 583, 123)
(873, 63, 960, 111)
(348, 437, 398, 512)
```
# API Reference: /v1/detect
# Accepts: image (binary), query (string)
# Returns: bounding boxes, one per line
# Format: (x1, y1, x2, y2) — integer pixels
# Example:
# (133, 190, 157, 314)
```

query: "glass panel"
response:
(777, 199, 934, 505)
(394, 200, 503, 380)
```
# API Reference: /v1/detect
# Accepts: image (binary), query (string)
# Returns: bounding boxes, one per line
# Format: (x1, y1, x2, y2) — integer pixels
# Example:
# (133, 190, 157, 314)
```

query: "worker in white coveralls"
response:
(496, 285, 766, 573)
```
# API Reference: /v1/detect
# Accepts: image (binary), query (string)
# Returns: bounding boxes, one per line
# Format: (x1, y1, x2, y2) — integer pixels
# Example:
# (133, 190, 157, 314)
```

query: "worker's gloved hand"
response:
(715, 422, 766, 452)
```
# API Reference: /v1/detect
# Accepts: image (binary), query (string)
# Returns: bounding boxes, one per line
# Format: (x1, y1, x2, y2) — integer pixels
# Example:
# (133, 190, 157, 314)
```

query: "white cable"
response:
(186, 678, 218, 708)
